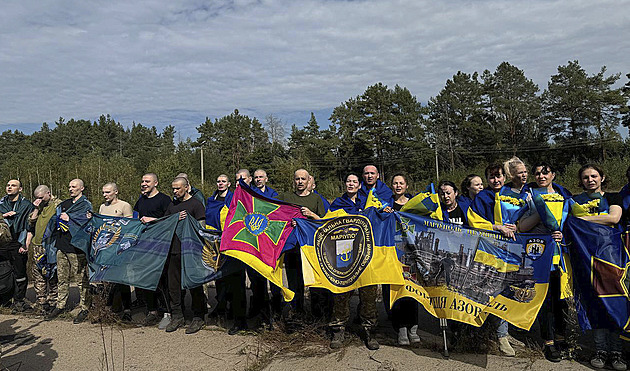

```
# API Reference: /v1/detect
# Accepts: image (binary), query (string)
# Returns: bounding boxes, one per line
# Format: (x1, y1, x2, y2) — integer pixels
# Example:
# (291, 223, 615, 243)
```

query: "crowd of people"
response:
(0, 159, 628, 370)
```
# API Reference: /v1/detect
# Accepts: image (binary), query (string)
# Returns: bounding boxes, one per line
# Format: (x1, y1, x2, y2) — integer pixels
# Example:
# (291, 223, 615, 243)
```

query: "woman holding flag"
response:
(467, 163, 530, 356)
(385, 174, 421, 346)
(518, 162, 572, 362)
(569, 165, 625, 370)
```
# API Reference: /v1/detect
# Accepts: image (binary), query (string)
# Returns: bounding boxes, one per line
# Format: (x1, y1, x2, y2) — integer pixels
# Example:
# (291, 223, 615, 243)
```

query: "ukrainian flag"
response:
(467, 186, 528, 231)
(473, 238, 521, 273)
(570, 192, 610, 217)
(401, 184, 443, 221)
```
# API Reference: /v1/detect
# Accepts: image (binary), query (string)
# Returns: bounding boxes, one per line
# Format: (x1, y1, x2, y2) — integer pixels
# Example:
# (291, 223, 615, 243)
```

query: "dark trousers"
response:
(221, 258, 247, 321)
(247, 267, 270, 319)
(137, 262, 169, 313)
(106, 284, 131, 311)
(382, 285, 418, 329)
(538, 269, 567, 341)
(284, 249, 305, 312)
(10, 250, 27, 301)
(167, 253, 207, 318)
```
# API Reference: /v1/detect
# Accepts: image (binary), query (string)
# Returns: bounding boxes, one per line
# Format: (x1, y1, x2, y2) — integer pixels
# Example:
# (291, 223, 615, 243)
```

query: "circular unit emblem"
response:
(525, 238, 546, 261)
(314, 215, 374, 287)
(244, 213, 269, 236)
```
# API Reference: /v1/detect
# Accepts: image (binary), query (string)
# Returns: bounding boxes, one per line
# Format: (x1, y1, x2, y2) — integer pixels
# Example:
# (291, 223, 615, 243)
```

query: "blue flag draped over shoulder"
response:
(205, 190, 233, 231)
(43, 196, 92, 263)
(401, 184, 443, 221)
(74, 213, 226, 290)
(565, 216, 630, 334)
(0, 194, 35, 245)
(390, 212, 554, 330)
(467, 187, 528, 230)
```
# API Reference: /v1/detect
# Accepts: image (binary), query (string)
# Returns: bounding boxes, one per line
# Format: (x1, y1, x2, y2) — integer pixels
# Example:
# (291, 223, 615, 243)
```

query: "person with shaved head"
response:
(0, 179, 35, 312)
(278, 169, 328, 318)
(133, 173, 173, 327)
(98, 182, 134, 321)
(358, 165, 394, 209)
(163, 176, 207, 334)
(46, 179, 93, 323)
(176, 172, 206, 207)
(253, 169, 278, 199)
(25, 185, 60, 314)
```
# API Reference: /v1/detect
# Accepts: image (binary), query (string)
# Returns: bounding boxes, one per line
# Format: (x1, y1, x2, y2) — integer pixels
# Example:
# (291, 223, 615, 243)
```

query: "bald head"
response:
(235, 169, 251, 185)
(69, 179, 84, 199)
(294, 169, 310, 193)
(6, 179, 22, 197)
(362, 165, 379, 187)
(253, 169, 268, 189)
(33, 185, 52, 205)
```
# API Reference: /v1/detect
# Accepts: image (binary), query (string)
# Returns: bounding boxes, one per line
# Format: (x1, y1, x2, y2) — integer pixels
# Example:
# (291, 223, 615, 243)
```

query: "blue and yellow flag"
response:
(400, 184, 443, 221)
(473, 239, 521, 273)
(205, 190, 233, 231)
(565, 216, 630, 335)
(570, 192, 610, 217)
(467, 187, 528, 230)
(390, 212, 554, 330)
(294, 208, 404, 293)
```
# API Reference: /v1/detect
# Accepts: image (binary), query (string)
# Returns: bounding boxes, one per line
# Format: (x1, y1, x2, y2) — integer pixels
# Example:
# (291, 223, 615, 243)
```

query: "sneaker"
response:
(498, 336, 515, 357)
(158, 313, 171, 330)
(590, 350, 607, 369)
(73, 310, 89, 324)
(228, 321, 248, 335)
(330, 328, 345, 349)
(143, 312, 160, 327)
(611, 351, 627, 371)
(186, 317, 205, 334)
(121, 311, 133, 322)
(165, 316, 185, 332)
(364, 329, 380, 350)
(45, 307, 62, 321)
(408, 325, 421, 343)
(543, 343, 561, 363)
(398, 327, 410, 346)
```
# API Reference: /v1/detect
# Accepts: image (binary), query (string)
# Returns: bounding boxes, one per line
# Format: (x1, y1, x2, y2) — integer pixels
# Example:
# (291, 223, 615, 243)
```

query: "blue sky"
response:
(1, 0, 628, 139)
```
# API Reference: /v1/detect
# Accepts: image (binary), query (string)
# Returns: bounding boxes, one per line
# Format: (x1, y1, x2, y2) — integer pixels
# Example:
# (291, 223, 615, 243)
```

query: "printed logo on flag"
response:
(525, 238, 546, 260)
(244, 213, 269, 236)
(335, 239, 353, 268)
(315, 215, 374, 287)
(92, 221, 122, 257)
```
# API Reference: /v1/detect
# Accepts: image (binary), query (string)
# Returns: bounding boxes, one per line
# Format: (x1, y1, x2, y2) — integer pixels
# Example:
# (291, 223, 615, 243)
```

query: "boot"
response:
(398, 327, 410, 346)
(330, 328, 345, 349)
(364, 328, 379, 350)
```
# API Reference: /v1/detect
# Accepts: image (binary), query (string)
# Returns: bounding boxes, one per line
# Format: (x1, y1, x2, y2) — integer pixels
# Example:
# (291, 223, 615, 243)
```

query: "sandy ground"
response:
(0, 286, 598, 371)
(0, 313, 594, 371)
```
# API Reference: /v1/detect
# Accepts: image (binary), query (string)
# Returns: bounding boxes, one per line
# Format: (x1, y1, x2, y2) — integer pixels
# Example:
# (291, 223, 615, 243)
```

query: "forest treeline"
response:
(1, 60, 629, 205)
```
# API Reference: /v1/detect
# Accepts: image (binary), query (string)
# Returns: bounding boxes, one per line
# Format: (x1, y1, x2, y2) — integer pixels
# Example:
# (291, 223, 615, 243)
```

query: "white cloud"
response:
(0, 0, 628, 137)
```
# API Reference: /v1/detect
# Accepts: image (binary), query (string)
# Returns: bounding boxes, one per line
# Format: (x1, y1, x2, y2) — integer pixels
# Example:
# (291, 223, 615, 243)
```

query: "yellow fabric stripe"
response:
(473, 249, 520, 273)
(300, 244, 404, 294)
(222, 250, 295, 301)
(466, 208, 493, 231)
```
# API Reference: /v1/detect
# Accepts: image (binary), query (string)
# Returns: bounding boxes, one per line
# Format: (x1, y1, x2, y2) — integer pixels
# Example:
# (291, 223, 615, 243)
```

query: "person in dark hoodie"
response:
(518, 162, 572, 362)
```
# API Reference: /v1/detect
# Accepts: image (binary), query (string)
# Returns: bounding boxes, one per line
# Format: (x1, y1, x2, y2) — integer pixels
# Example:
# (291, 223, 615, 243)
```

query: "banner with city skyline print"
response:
(389, 212, 555, 330)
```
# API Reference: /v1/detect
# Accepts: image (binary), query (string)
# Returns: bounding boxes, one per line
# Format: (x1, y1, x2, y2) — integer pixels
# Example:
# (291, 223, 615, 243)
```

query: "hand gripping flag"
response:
(565, 216, 630, 335)
(220, 181, 303, 301)
(467, 187, 528, 231)
(401, 184, 443, 221)
(294, 208, 404, 293)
